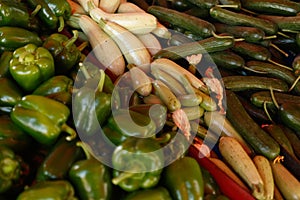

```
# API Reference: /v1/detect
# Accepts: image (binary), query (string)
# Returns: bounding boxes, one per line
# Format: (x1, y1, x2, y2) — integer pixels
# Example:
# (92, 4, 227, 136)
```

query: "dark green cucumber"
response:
(219, 0, 241, 10)
(171, 0, 194, 11)
(245, 60, 300, 94)
(258, 14, 300, 31)
(210, 50, 245, 70)
(222, 75, 289, 92)
(184, 7, 210, 19)
(250, 90, 300, 108)
(225, 89, 280, 160)
(262, 124, 294, 156)
(278, 102, 300, 134)
(240, 0, 300, 16)
(185, 0, 218, 8)
(209, 6, 278, 35)
(148, 5, 216, 38)
(282, 125, 300, 160)
(214, 23, 266, 42)
(231, 41, 271, 61)
(153, 36, 234, 60)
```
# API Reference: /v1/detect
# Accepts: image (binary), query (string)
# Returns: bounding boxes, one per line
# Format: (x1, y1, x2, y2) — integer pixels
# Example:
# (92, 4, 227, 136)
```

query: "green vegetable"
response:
(0, 146, 21, 194)
(9, 43, 55, 92)
(210, 50, 245, 70)
(162, 156, 204, 200)
(258, 14, 300, 31)
(43, 30, 81, 74)
(10, 95, 76, 146)
(0, 77, 23, 111)
(16, 180, 77, 200)
(123, 186, 172, 200)
(0, 27, 42, 53)
(35, 137, 84, 181)
(69, 142, 112, 200)
(278, 103, 300, 135)
(111, 137, 164, 192)
(0, 51, 13, 78)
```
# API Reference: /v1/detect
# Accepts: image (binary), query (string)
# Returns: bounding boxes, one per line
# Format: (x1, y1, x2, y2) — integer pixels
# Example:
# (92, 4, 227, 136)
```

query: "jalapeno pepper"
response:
(16, 180, 77, 200)
(69, 142, 112, 200)
(9, 43, 55, 92)
(0, 146, 21, 194)
(111, 137, 165, 192)
(43, 30, 81, 74)
(162, 156, 204, 200)
(10, 95, 76, 146)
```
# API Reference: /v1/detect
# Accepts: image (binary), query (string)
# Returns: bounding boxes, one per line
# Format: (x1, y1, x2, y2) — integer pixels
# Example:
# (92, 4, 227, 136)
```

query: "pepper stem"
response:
(58, 16, 65, 32)
(76, 141, 92, 159)
(79, 62, 91, 80)
(97, 69, 105, 92)
(61, 123, 77, 141)
(112, 171, 137, 185)
(31, 5, 41, 17)
(64, 30, 79, 49)
(288, 75, 300, 92)
(77, 41, 89, 52)
(155, 133, 171, 144)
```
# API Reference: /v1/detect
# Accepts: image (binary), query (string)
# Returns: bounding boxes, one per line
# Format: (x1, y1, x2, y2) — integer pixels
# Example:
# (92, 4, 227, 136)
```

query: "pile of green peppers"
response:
(0, 0, 222, 199)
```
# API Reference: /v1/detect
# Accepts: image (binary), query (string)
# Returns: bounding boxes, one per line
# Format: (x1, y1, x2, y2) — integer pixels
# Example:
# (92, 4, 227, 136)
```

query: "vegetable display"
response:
(1, 0, 300, 199)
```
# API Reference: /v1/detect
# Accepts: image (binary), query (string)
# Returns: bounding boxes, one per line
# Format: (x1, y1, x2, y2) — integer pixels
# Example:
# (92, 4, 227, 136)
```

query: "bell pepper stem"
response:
(155, 133, 171, 144)
(31, 5, 42, 17)
(79, 62, 91, 80)
(76, 141, 92, 160)
(112, 171, 137, 185)
(58, 16, 65, 32)
(61, 123, 77, 141)
(97, 69, 105, 92)
(64, 30, 79, 49)
(0, 158, 19, 179)
(77, 41, 89, 52)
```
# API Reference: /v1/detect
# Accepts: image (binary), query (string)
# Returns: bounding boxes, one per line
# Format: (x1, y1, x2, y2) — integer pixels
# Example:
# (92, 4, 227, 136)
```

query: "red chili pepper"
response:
(188, 145, 255, 200)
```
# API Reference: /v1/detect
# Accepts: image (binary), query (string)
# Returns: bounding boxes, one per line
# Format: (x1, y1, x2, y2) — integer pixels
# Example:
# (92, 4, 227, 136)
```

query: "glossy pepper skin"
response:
(0, 77, 23, 112)
(33, 75, 73, 105)
(16, 180, 77, 200)
(9, 43, 55, 92)
(10, 95, 76, 146)
(0, 51, 13, 78)
(0, 0, 39, 30)
(0, 146, 21, 194)
(0, 115, 33, 154)
(68, 142, 112, 200)
(43, 30, 81, 74)
(0, 27, 42, 53)
(162, 156, 204, 200)
(73, 68, 112, 136)
(112, 137, 164, 192)
(123, 186, 172, 200)
(35, 137, 84, 181)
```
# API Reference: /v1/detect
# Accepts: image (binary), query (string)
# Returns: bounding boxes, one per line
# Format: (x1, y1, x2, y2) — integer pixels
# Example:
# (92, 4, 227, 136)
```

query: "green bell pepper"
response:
(69, 142, 112, 200)
(73, 67, 112, 136)
(0, 146, 21, 194)
(111, 137, 164, 192)
(102, 124, 128, 146)
(35, 137, 84, 181)
(0, 115, 33, 154)
(43, 30, 81, 74)
(0, 77, 23, 112)
(0, 27, 42, 53)
(9, 43, 55, 92)
(33, 75, 73, 105)
(0, 0, 39, 30)
(162, 156, 204, 200)
(0, 51, 13, 78)
(16, 180, 77, 200)
(123, 186, 172, 200)
(10, 95, 76, 146)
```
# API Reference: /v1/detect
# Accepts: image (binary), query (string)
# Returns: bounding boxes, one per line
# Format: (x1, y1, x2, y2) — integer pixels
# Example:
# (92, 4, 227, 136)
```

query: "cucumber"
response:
(278, 102, 300, 134)
(210, 50, 245, 70)
(240, 0, 300, 16)
(222, 75, 289, 92)
(214, 23, 266, 42)
(250, 90, 300, 108)
(184, 7, 210, 19)
(245, 60, 300, 94)
(258, 14, 300, 31)
(185, 0, 218, 8)
(231, 41, 271, 61)
(225, 89, 280, 160)
(148, 5, 216, 38)
(153, 36, 234, 60)
(209, 6, 278, 35)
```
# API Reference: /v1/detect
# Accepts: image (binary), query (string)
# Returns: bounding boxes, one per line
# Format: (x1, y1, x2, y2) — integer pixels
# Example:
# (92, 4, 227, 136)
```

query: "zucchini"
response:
(153, 36, 234, 60)
(148, 5, 216, 38)
(209, 6, 278, 35)
(222, 76, 289, 92)
(240, 0, 300, 16)
(225, 89, 280, 160)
